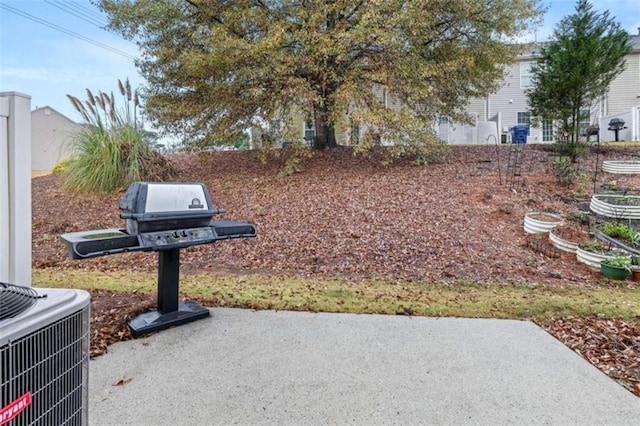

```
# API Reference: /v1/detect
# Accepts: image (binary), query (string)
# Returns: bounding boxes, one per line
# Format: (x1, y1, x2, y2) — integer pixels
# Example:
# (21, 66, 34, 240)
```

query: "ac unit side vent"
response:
(1, 304, 89, 425)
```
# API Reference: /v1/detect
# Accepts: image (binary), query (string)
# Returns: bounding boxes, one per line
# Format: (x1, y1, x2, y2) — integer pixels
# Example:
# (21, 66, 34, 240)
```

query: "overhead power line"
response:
(45, 0, 108, 28)
(0, 3, 137, 61)
(61, 0, 110, 25)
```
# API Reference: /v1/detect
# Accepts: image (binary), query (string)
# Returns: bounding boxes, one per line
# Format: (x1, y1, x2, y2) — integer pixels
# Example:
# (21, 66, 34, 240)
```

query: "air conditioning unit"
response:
(1, 283, 90, 425)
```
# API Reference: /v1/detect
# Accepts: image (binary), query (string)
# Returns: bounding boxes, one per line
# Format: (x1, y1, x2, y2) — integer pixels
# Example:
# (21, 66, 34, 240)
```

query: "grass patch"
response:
(33, 269, 640, 321)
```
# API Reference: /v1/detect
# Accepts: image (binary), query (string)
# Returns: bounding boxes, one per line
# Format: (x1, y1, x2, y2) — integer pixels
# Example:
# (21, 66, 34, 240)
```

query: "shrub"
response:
(62, 79, 175, 194)
(549, 156, 576, 185)
(51, 159, 72, 174)
(554, 140, 589, 162)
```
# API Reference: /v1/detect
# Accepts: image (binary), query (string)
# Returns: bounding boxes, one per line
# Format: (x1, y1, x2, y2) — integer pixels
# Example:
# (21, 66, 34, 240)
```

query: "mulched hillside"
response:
(34, 145, 613, 285)
(32, 144, 640, 396)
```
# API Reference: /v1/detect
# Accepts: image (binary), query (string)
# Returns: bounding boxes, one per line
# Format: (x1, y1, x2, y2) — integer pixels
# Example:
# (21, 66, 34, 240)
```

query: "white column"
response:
(633, 106, 639, 142)
(0, 92, 32, 286)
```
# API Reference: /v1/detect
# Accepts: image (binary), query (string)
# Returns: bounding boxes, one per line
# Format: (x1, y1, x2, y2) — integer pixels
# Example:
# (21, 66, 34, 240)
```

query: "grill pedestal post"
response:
(128, 248, 210, 337)
(158, 249, 180, 313)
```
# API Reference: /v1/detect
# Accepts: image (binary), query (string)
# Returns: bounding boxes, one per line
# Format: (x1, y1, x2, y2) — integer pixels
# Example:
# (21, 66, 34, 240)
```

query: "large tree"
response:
(99, 0, 542, 150)
(527, 0, 632, 145)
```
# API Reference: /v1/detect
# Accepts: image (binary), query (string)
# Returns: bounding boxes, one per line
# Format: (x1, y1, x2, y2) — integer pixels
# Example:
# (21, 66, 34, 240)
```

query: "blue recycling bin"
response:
(511, 125, 529, 143)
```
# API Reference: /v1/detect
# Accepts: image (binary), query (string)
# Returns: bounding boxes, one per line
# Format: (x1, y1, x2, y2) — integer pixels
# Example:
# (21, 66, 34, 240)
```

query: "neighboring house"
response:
(467, 29, 640, 144)
(31, 106, 80, 172)
(249, 29, 640, 148)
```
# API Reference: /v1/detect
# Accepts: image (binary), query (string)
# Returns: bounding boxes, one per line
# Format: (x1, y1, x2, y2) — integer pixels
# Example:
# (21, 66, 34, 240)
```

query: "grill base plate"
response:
(128, 301, 210, 337)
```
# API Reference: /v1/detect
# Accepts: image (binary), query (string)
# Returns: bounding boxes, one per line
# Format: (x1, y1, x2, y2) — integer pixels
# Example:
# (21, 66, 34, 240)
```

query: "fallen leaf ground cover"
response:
(32, 144, 640, 396)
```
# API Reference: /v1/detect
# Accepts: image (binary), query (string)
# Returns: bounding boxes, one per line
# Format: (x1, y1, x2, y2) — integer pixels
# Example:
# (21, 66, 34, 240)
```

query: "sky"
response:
(1, 0, 640, 123)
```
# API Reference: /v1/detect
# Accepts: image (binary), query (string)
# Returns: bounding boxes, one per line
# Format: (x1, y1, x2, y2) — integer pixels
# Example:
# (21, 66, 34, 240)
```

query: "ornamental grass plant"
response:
(63, 79, 174, 194)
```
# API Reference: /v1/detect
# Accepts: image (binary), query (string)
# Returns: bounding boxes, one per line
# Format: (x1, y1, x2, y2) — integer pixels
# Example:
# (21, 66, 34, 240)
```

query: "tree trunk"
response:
(312, 106, 337, 150)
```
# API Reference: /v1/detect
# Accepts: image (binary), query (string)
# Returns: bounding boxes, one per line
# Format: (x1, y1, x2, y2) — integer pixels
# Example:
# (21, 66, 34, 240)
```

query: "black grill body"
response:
(60, 182, 256, 336)
(608, 118, 627, 141)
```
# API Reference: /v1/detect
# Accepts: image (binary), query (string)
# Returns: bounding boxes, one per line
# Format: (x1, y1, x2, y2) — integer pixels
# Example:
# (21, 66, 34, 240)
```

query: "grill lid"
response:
(0, 283, 41, 321)
(119, 182, 224, 234)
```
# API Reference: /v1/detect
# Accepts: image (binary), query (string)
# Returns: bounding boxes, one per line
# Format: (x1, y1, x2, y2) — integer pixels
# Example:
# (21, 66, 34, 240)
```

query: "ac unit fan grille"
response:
(1, 307, 90, 425)
(0, 283, 40, 321)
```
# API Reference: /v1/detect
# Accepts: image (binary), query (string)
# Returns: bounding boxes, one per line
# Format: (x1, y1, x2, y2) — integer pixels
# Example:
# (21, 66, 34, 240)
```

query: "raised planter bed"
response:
(549, 229, 580, 253)
(576, 243, 630, 270)
(589, 194, 640, 220)
(524, 212, 563, 234)
(602, 160, 640, 174)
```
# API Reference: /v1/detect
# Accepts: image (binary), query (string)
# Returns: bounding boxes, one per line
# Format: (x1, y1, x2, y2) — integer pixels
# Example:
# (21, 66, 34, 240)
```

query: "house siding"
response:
(487, 55, 542, 142)
(470, 33, 640, 143)
(465, 98, 486, 121)
(31, 107, 80, 171)
(606, 52, 640, 115)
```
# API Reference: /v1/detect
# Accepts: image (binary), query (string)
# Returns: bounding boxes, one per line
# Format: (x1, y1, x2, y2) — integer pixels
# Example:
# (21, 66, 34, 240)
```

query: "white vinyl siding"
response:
(606, 53, 640, 115)
(485, 59, 534, 130)
(465, 98, 486, 120)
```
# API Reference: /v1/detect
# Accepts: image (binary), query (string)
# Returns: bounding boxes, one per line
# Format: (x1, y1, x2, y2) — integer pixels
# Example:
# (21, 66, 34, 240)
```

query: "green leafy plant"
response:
(601, 255, 632, 272)
(601, 222, 631, 239)
(578, 241, 612, 254)
(600, 222, 640, 247)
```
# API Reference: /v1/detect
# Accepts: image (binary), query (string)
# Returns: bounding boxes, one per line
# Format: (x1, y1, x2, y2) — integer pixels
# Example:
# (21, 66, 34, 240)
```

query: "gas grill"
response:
(608, 118, 627, 141)
(60, 182, 256, 336)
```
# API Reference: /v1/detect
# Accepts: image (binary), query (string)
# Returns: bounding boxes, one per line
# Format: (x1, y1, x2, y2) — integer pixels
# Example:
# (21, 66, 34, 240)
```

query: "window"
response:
(350, 122, 360, 145)
(579, 109, 590, 135)
(542, 119, 553, 142)
(304, 120, 316, 142)
(438, 116, 450, 125)
(517, 112, 531, 125)
(520, 62, 534, 89)
(517, 111, 531, 135)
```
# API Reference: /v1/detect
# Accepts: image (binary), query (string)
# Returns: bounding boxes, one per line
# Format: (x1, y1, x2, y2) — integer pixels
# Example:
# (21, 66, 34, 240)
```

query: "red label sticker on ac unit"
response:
(0, 392, 32, 425)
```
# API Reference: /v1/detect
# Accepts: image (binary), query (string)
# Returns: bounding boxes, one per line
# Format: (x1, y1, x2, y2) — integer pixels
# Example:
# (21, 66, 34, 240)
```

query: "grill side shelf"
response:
(61, 222, 256, 260)
(210, 220, 257, 238)
(60, 229, 144, 259)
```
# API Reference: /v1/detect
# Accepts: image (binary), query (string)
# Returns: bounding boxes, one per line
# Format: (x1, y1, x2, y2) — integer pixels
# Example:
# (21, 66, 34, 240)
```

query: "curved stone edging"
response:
(523, 212, 563, 234)
(602, 160, 640, 174)
(589, 194, 640, 219)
